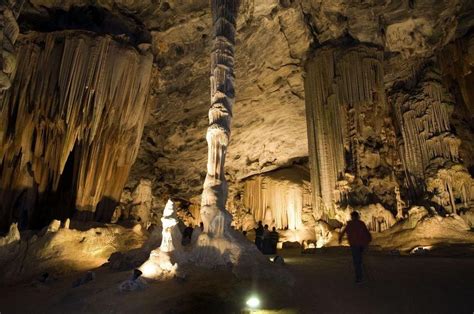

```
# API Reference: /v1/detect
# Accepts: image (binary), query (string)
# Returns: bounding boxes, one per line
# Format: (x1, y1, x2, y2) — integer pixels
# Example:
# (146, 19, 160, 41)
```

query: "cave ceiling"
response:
(18, 0, 474, 201)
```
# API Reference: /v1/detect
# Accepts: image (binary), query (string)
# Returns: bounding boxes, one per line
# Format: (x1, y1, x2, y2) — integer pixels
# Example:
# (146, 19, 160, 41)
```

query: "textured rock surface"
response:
(0, 30, 153, 229)
(0, 0, 472, 233)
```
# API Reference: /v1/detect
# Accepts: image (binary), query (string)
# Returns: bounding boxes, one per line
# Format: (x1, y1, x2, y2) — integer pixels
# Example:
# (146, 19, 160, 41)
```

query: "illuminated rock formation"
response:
(139, 199, 181, 280)
(390, 65, 474, 214)
(192, 0, 267, 268)
(305, 45, 399, 222)
(200, 0, 239, 236)
(0, 221, 144, 284)
(241, 167, 311, 230)
(0, 31, 153, 229)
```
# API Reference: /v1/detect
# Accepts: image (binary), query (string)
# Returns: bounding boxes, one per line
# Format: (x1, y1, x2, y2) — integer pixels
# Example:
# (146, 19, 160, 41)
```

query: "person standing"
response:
(255, 221, 264, 251)
(268, 227, 279, 254)
(338, 211, 372, 283)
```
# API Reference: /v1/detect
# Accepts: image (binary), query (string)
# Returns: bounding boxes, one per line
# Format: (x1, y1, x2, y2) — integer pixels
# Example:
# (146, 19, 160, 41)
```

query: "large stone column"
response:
(200, 0, 239, 236)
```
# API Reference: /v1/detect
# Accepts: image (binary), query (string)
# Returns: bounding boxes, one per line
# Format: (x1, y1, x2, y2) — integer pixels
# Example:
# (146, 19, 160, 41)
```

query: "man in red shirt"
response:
(339, 211, 372, 283)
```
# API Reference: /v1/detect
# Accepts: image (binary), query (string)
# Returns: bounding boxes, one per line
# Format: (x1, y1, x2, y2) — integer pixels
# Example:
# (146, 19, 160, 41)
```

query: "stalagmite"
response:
(191, 1, 282, 271)
(200, 0, 239, 236)
(139, 199, 181, 280)
(0, 31, 153, 229)
(395, 186, 405, 220)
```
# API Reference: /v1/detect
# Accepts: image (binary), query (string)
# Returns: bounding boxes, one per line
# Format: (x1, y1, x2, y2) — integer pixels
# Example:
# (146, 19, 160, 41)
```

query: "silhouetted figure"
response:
(263, 224, 270, 237)
(262, 224, 272, 254)
(182, 223, 193, 245)
(268, 227, 279, 254)
(199, 222, 204, 231)
(255, 221, 264, 251)
(339, 211, 372, 283)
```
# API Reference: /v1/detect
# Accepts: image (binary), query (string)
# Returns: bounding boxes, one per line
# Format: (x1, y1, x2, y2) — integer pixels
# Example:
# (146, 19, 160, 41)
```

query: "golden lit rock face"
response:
(305, 45, 400, 220)
(0, 0, 472, 230)
(241, 167, 311, 230)
(0, 31, 152, 228)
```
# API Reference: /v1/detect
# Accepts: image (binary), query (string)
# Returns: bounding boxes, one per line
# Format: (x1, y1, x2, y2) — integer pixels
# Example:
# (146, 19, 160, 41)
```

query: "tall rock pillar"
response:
(200, 0, 239, 236)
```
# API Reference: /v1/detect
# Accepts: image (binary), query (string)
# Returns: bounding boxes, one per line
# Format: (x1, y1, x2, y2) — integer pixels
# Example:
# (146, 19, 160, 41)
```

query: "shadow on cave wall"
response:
(18, 5, 151, 46)
(0, 186, 118, 235)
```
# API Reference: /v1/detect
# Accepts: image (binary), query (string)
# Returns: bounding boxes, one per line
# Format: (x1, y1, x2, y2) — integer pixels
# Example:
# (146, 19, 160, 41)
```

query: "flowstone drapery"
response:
(242, 168, 312, 230)
(390, 66, 474, 214)
(305, 45, 399, 223)
(0, 31, 153, 229)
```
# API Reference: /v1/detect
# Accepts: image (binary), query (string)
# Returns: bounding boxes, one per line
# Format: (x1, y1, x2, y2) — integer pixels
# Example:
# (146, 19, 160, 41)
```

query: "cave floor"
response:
(1, 247, 474, 314)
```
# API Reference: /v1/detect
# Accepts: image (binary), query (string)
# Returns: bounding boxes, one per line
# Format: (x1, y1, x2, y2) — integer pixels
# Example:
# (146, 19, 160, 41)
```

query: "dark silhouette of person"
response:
(182, 223, 193, 245)
(339, 211, 372, 283)
(268, 227, 279, 254)
(255, 221, 264, 251)
(262, 224, 271, 254)
(199, 222, 204, 231)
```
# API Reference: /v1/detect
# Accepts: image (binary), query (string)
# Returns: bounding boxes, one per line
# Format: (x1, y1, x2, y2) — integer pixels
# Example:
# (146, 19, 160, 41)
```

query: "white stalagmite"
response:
(159, 199, 182, 253)
(139, 199, 181, 280)
(0, 31, 153, 227)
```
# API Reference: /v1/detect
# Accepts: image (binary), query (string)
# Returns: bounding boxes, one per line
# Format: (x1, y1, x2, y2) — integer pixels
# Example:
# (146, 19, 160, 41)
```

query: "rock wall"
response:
(0, 31, 153, 230)
(0, 1, 473, 237)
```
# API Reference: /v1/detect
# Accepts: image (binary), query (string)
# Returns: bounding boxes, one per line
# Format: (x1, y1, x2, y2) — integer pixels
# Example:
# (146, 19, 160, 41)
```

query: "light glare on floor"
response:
(246, 296, 260, 308)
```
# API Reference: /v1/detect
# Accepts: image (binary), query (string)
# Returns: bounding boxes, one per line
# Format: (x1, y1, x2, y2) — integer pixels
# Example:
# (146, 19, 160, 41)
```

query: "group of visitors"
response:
(249, 212, 371, 283)
(254, 221, 279, 254)
(183, 211, 371, 284)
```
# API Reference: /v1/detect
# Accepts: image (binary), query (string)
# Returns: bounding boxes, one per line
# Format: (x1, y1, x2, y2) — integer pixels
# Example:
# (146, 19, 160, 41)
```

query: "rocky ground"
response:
(1, 247, 474, 314)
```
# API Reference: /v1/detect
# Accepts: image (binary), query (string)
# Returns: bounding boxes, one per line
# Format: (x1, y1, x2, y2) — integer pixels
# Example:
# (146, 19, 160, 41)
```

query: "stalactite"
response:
(305, 45, 386, 220)
(200, 0, 239, 236)
(391, 65, 474, 212)
(394, 72, 458, 177)
(0, 31, 153, 228)
(242, 172, 307, 230)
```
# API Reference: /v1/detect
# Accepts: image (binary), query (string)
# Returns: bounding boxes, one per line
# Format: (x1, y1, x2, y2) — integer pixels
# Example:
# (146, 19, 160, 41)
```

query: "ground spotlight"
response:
(246, 295, 260, 309)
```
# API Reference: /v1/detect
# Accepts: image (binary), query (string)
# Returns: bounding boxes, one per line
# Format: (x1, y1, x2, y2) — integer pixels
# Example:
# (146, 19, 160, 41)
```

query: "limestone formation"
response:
(305, 45, 399, 223)
(130, 179, 154, 227)
(390, 65, 474, 214)
(0, 222, 144, 284)
(241, 167, 311, 230)
(0, 31, 153, 229)
(200, 0, 239, 236)
(0, 2, 20, 91)
(0, 0, 472, 253)
(139, 199, 181, 280)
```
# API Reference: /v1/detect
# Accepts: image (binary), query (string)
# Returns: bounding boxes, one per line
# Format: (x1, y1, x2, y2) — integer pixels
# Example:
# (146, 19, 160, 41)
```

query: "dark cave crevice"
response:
(18, 5, 151, 46)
